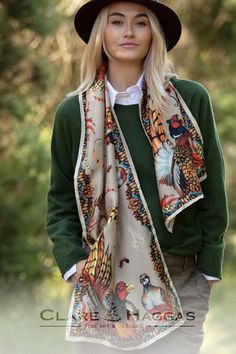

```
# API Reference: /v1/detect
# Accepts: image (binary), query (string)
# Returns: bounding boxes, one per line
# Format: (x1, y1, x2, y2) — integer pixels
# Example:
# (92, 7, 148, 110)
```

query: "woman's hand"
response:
(70, 258, 88, 285)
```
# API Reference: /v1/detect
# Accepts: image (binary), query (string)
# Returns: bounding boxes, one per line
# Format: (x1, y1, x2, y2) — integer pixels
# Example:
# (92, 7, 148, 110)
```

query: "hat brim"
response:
(74, 0, 182, 52)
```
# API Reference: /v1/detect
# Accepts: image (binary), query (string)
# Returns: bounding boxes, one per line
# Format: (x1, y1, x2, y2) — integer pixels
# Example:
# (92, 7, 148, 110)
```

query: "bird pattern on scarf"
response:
(67, 65, 203, 348)
(140, 82, 206, 228)
(139, 273, 174, 316)
(163, 113, 201, 197)
(73, 233, 139, 324)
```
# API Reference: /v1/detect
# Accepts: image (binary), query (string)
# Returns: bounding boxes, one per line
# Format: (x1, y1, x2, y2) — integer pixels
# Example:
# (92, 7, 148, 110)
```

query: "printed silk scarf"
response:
(66, 64, 207, 350)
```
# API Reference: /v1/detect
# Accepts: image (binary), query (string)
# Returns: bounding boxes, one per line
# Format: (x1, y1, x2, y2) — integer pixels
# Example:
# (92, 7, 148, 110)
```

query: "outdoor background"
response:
(0, 0, 235, 353)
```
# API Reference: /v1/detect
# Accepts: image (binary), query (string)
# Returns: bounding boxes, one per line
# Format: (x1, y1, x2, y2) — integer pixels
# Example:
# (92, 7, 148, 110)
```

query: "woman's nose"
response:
(123, 23, 134, 37)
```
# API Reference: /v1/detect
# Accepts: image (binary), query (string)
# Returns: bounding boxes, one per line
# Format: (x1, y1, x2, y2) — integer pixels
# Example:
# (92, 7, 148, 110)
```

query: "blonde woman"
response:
(46, 1, 228, 353)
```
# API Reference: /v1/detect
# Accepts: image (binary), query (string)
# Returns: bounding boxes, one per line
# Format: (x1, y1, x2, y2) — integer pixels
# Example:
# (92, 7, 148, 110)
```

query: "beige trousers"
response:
(72, 252, 212, 354)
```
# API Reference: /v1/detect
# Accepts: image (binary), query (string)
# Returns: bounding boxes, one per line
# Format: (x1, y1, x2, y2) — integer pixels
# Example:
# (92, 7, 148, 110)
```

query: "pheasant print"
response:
(140, 82, 206, 229)
(167, 114, 201, 197)
(67, 64, 205, 349)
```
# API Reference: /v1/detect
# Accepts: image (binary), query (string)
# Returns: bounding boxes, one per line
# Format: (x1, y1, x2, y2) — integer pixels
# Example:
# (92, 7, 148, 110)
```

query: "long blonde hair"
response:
(67, 5, 178, 110)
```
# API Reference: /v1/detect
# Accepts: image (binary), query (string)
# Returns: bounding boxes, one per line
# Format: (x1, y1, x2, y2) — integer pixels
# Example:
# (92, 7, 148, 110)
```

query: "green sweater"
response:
(45, 77, 229, 279)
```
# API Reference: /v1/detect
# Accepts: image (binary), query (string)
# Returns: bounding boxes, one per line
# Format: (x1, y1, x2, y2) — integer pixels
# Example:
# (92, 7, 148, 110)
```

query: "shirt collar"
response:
(107, 73, 144, 107)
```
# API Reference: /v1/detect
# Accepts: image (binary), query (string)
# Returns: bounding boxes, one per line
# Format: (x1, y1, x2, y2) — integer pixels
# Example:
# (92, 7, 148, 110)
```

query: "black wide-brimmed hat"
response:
(74, 0, 182, 52)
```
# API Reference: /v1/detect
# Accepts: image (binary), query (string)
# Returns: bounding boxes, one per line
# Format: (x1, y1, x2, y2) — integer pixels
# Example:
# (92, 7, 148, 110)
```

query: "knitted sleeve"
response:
(45, 96, 88, 277)
(195, 86, 229, 279)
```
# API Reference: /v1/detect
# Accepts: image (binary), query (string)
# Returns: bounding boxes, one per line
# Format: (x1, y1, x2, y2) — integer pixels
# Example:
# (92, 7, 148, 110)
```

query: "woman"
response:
(46, 1, 228, 353)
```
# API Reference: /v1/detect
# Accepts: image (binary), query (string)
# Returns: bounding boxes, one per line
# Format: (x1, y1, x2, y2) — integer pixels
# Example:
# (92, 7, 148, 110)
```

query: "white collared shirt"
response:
(107, 73, 144, 107)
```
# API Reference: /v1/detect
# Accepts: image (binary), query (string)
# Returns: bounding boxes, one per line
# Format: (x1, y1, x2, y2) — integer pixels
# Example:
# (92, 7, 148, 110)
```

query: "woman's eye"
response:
(136, 21, 147, 26)
(112, 20, 123, 25)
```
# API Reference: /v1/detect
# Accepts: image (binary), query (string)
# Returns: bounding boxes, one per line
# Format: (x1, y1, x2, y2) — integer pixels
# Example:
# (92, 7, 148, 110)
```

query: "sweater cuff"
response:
(64, 264, 77, 282)
(196, 241, 224, 279)
(53, 242, 89, 277)
(202, 273, 220, 281)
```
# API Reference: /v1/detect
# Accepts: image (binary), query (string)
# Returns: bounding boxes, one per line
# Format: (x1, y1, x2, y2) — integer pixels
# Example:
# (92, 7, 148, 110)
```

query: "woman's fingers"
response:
(70, 258, 88, 285)
(76, 258, 88, 275)
(70, 273, 79, 285)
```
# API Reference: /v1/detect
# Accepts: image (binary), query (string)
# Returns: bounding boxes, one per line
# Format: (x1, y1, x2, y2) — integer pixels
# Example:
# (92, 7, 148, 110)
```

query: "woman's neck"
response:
(107, 61, 143, 92)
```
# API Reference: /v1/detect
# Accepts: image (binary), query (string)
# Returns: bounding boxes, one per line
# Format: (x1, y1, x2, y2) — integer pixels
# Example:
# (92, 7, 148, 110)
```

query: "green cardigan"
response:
(45, 77, 229, 279)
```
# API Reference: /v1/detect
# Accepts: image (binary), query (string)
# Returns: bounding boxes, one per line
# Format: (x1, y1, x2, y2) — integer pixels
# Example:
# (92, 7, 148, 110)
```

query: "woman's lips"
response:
(119, 43, 138, 48)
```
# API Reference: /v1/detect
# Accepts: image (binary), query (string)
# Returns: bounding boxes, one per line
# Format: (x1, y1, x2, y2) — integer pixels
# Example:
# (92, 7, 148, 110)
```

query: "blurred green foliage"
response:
(0, 0, 236, 281)
(0, 0, 62, 279)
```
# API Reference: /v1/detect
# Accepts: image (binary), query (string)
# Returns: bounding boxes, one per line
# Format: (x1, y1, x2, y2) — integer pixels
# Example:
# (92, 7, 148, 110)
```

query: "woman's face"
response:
(103, 2, 152, 65)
